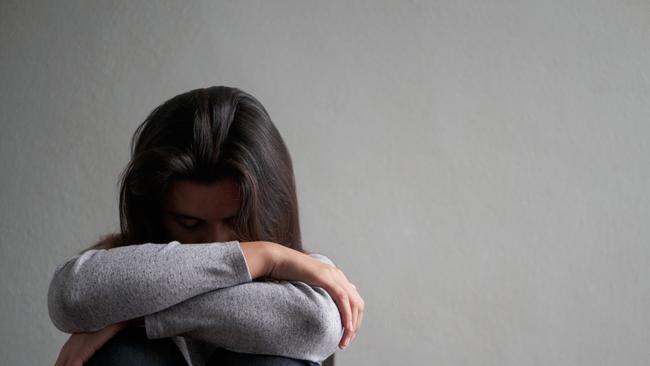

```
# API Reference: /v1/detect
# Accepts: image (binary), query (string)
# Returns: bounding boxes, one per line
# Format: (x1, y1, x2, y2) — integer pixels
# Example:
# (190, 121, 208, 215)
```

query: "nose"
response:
(205, 222, 235, 243)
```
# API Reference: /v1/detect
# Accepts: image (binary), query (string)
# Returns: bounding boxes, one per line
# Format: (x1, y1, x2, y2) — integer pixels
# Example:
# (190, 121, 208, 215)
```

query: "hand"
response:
(267, 243, 364, 350)
(53, 321, 128, 366)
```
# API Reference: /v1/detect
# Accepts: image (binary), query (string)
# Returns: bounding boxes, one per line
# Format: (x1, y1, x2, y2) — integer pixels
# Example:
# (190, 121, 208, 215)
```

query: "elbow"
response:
(317, 302, 344, 360)
(47, 265, 92, 333)
(300, 288, 344, 362)
(47, 277, 78, 333)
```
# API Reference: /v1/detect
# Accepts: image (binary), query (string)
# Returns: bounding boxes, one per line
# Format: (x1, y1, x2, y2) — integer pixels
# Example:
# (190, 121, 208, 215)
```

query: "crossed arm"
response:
(47, 240, 343, 362)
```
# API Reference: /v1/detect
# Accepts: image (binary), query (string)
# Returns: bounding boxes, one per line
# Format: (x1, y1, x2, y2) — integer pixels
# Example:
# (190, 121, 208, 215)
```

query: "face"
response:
(162, 178, 241, 244)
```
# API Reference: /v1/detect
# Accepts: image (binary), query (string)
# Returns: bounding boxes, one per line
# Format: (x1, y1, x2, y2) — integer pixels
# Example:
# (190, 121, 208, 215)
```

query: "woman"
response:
(47, 86, 364, 366)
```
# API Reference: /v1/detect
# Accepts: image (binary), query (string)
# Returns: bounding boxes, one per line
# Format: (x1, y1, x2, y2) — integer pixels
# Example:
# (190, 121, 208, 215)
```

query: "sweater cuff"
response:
(228, 240, 253, 283)
(197, 239, 253, 286)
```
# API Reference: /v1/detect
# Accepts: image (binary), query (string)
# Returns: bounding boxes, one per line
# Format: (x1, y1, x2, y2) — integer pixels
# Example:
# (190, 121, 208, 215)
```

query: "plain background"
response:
(1, 1, 649, 365)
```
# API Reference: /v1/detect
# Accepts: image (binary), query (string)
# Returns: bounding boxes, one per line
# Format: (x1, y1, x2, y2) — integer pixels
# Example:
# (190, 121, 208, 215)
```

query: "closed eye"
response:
(170, 214, 203, 230)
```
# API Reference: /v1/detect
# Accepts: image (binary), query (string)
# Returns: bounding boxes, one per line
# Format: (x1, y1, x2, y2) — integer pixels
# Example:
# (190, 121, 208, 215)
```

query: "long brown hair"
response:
(92, 86, 304, 253)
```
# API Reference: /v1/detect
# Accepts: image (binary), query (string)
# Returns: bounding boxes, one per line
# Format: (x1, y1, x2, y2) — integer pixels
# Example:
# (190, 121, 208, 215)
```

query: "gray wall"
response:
(1, 1, 649, 365)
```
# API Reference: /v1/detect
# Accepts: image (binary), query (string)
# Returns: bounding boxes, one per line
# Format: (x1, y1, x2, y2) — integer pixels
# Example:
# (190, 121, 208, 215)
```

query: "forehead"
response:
(164, 178, 240, 217)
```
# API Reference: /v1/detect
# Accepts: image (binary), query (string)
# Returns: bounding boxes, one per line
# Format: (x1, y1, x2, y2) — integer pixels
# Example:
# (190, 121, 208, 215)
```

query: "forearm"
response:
(120, 242, 272, 331)
(239, 241, 276, 279)
(47, 240, 258, 333)
(144, 254, 343, 363)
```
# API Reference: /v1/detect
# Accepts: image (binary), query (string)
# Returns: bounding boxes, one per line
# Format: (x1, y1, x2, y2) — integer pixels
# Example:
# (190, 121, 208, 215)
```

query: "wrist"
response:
(264, 242, 283, 279)
(240, 241, 277, 279)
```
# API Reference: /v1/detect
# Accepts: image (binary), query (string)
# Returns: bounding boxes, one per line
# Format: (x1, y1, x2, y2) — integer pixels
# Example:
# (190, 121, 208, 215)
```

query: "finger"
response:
(348, 287, 358, 339)
(357, 296, 365, 331)
(353, 296, 360, 334)
(340, 297, 353, 349)
(346, 287, 361, 339)
(349, 304, 358, 344)
(54, 353, 64, 366)
(334, 287, 353, 349)
(335, 270, 356, 348)
(357, 304, 364, 337)
(55, 342, 69, 366)
(344, 281, 359, 332)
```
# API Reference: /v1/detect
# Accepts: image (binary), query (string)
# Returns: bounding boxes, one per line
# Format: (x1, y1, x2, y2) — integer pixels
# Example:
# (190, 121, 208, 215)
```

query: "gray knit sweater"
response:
(47, 240, 344, 366)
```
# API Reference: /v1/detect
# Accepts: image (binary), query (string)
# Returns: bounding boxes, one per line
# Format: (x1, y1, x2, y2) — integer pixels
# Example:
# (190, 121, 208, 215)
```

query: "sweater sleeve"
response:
(47, 240, 252, 333)
(144, 253, 344, 363)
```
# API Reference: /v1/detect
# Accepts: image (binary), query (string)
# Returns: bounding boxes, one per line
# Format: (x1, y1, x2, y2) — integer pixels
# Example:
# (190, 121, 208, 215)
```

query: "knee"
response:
(207, 347, 319, 366)
(85, 327, 187, 366)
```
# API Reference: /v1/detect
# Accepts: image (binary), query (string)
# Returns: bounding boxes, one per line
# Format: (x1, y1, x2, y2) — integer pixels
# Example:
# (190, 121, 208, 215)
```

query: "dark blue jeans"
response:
(85, 327, 320, 366)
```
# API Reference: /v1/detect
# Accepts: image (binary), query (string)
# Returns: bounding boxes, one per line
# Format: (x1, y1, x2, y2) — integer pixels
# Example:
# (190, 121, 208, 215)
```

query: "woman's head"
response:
(117, 86, 303, 252)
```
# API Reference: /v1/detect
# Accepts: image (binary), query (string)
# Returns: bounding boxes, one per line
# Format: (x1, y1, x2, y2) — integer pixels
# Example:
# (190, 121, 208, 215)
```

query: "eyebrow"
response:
(165, 211, 238, 220)
(165, 211, 203, 221)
